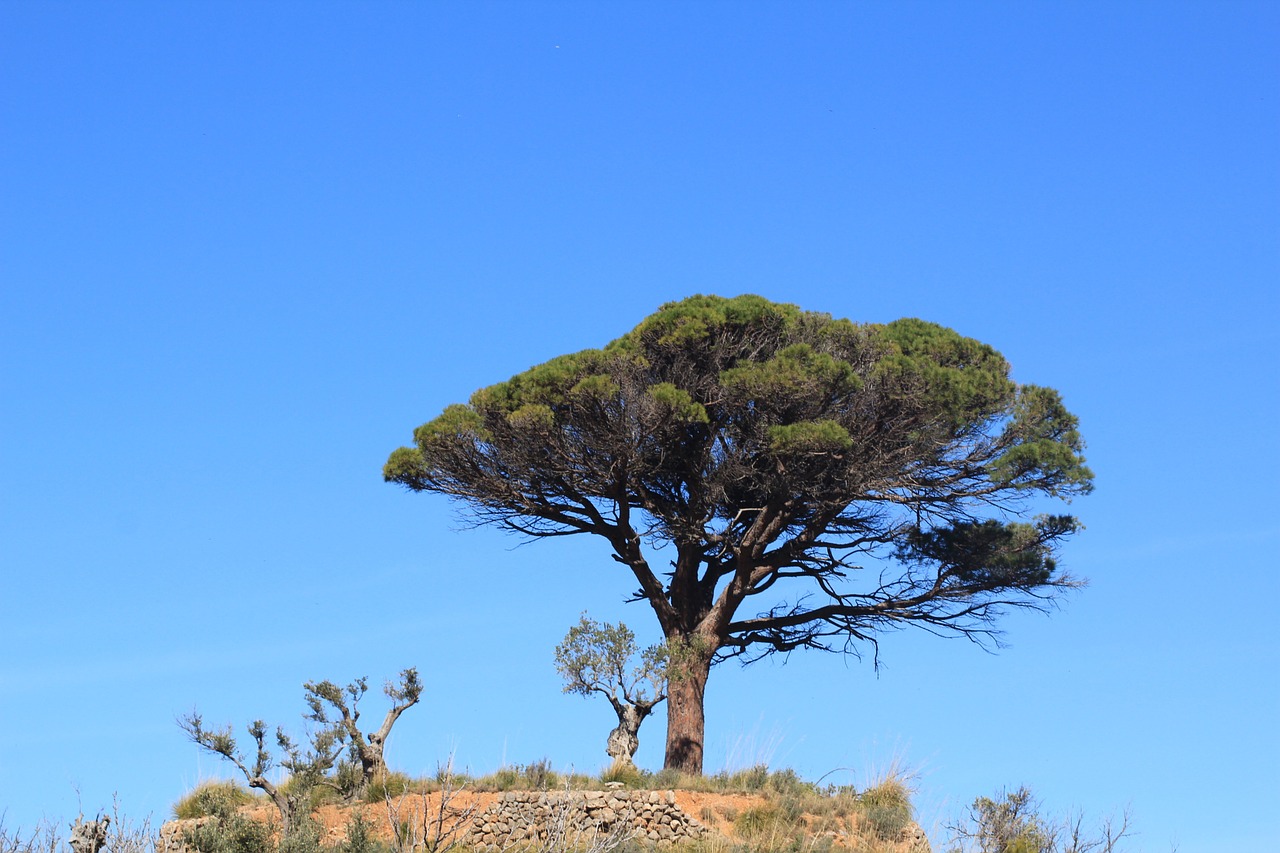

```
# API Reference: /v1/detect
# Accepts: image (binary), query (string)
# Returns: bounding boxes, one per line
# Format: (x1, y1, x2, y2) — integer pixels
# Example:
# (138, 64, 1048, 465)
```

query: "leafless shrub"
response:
(947, 786, 1134, 853)
(0, 798, 158, 853)
(383, 756, 477, 853)
(104, 795, 160, 853)
(1055, 807, 1133, 853)
(0, 815, 60, 853)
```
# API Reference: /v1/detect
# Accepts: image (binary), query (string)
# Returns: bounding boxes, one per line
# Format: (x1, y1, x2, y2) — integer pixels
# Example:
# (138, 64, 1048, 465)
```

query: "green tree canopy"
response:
(386, 294, 1092, 772)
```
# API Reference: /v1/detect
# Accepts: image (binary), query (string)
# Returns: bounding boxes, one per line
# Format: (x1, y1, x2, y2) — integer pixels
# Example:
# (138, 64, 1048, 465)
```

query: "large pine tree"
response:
(386, 294, 1093, 773)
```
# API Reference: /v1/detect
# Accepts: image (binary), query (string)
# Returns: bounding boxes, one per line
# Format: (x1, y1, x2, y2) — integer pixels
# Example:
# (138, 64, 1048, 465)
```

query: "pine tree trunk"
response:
(663, 653, 711, 773)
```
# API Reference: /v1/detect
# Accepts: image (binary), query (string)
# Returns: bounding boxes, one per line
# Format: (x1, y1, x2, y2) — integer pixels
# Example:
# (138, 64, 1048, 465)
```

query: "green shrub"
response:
(339, 813, 392, 853)
(276, 774, 339, 812)
(172, 781, 255, 820)
(332, 761, 365, 799)
(277, 817, 322, 853)
(181, 811, 273, 853)
(765, 768, 815, 798)
(948, 787, 1057, 853)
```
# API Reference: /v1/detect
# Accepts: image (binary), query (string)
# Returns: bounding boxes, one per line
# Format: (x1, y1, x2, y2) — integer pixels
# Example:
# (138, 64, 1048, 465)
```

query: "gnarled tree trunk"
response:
(606, 704, 643, 766)
(69, 816, 109, 853)
(356, 737, 387, 784)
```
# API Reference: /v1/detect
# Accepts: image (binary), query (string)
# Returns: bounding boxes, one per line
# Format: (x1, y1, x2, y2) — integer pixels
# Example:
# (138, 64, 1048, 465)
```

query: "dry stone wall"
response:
(470, 789, 706, 848)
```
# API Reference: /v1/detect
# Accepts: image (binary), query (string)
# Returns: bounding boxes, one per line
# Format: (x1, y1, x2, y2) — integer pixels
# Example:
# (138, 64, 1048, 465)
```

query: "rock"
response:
(903, 821, 933, 853)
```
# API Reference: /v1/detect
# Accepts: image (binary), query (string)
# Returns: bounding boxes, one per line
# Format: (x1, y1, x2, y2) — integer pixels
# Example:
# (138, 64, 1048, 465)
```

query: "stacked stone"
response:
(468, 790, 705, 849)
(157, 818, 208, 853)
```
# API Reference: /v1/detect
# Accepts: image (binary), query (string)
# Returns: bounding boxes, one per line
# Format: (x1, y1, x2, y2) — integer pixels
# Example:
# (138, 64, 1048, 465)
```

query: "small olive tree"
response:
(555, 614, 667, 770)
(178, 713, 341, 835)
(180, 668, 420, 828)
(303, 667, 423, 798)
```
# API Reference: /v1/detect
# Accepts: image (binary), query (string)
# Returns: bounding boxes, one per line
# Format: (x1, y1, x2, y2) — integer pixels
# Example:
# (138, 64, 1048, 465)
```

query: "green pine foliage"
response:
(386, 294, 1094, 711)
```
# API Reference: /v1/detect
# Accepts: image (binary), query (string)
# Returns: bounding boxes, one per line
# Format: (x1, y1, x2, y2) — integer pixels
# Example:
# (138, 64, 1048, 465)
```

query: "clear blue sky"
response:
(2, 2, 1276, 850)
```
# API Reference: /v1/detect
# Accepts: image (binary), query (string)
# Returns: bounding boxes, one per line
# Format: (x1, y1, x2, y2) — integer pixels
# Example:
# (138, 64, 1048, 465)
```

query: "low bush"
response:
(338, 812, 394, 853)
(181, 809, 274, 853)
(277, 773, 342, 812)
(764, 768, 817, 798)
(276, 816, 323, 853)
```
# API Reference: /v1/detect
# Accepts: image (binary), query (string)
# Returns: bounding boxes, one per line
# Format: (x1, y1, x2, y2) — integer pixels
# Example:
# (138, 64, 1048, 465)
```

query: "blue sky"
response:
(1, 1, 1276, 850)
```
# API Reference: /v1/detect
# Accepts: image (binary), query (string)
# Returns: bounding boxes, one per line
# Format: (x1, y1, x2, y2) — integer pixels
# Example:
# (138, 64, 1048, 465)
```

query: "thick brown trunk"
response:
(663, 654, 711, 773)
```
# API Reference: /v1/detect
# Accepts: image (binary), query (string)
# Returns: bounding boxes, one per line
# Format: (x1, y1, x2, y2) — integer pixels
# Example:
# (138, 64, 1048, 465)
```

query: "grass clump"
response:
(473, 758, 570, 791)
(649, 768, 689, 790)
(601, 762, 648, 788)
(172, 780, 256, 820)
(857, 776, 914, 841)
(734, 803, 784, 838)
(724, 765, 771, 792)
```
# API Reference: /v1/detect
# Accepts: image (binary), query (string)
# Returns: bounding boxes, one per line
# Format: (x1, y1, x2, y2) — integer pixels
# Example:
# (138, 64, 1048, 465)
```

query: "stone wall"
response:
(469, 789, 705, 848)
